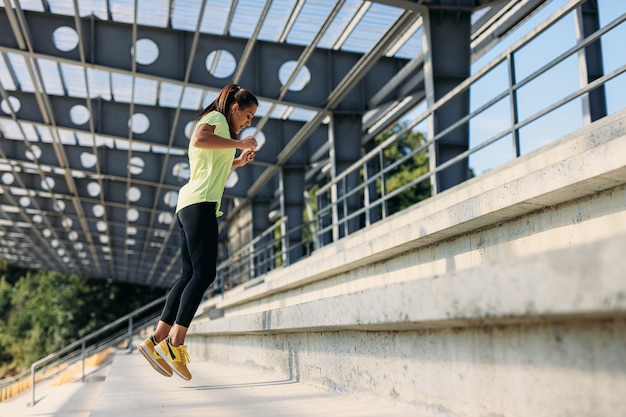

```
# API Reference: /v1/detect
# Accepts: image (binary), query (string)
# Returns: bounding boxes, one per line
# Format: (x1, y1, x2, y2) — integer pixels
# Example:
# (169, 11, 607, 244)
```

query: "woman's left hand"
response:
(239, 149, 255, 166)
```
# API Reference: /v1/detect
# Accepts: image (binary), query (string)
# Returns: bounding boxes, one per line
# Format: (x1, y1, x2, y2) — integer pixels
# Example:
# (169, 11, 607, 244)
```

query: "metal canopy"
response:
(0, 0, 521, 286)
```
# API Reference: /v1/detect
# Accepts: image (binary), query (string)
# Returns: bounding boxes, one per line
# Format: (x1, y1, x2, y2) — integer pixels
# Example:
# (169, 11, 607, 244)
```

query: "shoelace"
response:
(173, 344, 191, 363)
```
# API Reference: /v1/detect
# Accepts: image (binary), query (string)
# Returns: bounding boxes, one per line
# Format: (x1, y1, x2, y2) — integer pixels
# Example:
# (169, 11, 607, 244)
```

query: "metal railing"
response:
(0, 295, 166, 405)
(210, 4, 626, 287)
(28, 294, 166, 405)
(212, 217, 317, 294)
(315, 3, 626, 245)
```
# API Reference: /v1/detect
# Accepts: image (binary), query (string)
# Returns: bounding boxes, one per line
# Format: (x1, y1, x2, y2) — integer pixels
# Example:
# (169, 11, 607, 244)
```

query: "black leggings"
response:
(160, 202, 218, 328)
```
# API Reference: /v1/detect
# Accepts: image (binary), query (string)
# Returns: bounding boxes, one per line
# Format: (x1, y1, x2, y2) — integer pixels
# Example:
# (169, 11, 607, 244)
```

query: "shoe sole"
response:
(137, 344, 173, 377)
(155, 344, 192, 381)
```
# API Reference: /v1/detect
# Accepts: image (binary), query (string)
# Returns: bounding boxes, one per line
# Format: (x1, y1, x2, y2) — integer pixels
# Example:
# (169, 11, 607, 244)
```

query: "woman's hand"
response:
(234, 149, 255, 168)
(238, 135, 257, 150)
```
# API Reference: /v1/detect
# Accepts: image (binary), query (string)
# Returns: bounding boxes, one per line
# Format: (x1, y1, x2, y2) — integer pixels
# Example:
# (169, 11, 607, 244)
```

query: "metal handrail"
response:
(315, 5, 626, 245)
(25, 295, 167, 405)
(212, 218, 316, 290)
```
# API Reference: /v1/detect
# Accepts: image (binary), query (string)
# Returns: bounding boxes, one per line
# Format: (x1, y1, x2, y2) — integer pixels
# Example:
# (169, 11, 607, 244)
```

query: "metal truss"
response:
(0, 0, 550, 287)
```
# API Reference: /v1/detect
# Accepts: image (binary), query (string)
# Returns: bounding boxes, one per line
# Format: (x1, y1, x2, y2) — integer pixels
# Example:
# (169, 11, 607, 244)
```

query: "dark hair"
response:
(196, 84, 258, 139)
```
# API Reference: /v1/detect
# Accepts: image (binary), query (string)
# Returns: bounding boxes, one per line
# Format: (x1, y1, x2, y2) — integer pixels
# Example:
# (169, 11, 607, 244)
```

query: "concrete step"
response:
(89, 349, 429, 417)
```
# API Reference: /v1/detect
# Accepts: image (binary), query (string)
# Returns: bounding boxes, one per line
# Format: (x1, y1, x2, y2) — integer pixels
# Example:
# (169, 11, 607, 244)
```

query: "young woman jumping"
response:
(137, 84, 258, 380)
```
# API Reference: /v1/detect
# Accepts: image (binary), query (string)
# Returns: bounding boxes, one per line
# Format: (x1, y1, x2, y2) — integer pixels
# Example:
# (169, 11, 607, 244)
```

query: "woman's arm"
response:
(192, 123, 257, 150)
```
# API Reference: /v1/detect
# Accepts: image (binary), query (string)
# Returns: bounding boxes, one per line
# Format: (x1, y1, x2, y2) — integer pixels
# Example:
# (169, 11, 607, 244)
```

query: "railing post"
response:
(30, 364, 35, 406)
(128, 316, 134, 352)
(81, 341, 86, 382)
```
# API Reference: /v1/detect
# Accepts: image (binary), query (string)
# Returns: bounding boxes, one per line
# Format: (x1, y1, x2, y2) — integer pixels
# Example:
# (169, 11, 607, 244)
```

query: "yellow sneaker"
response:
(137, 336, 173, 377)
(155, 337, 192, 380)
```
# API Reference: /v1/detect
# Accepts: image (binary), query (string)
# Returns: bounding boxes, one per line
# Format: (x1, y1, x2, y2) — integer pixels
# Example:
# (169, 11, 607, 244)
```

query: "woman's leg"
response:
(159, 202, 218, 345)
(173, 202, 219, 332)
(149, 202, 218, 380)
(154, 210, 194, 342)
(152, 321, 172, 343)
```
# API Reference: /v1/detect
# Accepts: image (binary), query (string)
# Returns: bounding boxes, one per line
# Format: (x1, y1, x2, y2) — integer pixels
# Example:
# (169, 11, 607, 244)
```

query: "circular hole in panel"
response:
(51, 239, 59, 248)
(62, 217, 72, 228)
(19, 197, 30, 207)
(172, 162, 189, 182)
(184, 121, 194, 139)
(268, 209, 280, 223)
(53, 26, 79, 52)
(240, 128, 265, 151)
(26, 145, 42, 161)
(132, 38, 159, 65)
(53, 200, 65, 212)
(127, 226, 137, 235)
(92, 204, 105, 217)
(127, 186, 141, 202)
(41, 176, 55, 191)
(225, 171, 238, 188)
(205, 49, 236, 79)
(70, 104, 90, 125)
(1, 96, 21, 114)
(163, 191, 178, 208)
(129, 156, 145, 175)
(74, 242, 84, 250)
(1, 172, 15, 185)
(57, 248, 66, 256)
(33, 214, 43, 223)
(43, 229, 52, 238)
(81, 152, 97, 169)
(158, 212, 173, 225)
(78, 252, 87, 258)
(99, 235, 109, 244)
(129, 113, 150, 134)
(278, 61, 311, 91)
(126, 239, 136, 246)
(127, 208, 139, 222)
(96, 221, 107, 232)
(68, 231, 78, 241)
(87, 182, 101, 197)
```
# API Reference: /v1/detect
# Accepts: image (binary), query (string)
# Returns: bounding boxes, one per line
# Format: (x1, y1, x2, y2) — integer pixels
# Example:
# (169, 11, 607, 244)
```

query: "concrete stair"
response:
(185, 109, 626, 417)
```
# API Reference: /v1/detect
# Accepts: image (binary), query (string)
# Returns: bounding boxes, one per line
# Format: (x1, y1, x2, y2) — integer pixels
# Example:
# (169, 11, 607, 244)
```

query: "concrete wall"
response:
(187, 109, 626, 417)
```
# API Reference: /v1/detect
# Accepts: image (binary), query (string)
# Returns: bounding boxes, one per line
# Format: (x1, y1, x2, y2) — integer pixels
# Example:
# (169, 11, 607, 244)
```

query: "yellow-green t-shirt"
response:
(176, 111, 235, 216)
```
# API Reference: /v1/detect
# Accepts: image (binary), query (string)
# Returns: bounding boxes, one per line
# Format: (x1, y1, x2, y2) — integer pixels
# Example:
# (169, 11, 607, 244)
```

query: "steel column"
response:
(576, 0, 607, 124)
(423, 6, 472, 193)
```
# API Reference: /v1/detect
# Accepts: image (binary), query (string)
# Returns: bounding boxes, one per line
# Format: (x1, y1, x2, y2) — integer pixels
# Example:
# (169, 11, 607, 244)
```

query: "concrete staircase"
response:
(186, 109, 626, 417)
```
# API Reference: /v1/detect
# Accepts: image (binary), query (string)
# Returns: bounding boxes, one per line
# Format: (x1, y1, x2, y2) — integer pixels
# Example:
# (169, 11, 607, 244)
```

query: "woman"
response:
(137, 84, 258, 380)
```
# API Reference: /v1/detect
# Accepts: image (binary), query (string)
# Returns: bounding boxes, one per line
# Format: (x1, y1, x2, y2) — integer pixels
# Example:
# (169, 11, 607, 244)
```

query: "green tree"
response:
(4, 271, 85, 365)
(0, 268, 165, 374)
(375, 122, 431, 215)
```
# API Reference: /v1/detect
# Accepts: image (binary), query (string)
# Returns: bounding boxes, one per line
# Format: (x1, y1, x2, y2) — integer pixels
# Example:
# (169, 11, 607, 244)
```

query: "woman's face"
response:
(231, 103, 257, 134)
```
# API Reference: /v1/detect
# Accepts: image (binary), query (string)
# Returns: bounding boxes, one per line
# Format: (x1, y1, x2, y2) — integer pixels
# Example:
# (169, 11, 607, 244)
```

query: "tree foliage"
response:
(0, 264, 165, 377)
(375, 122, 432, 215)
